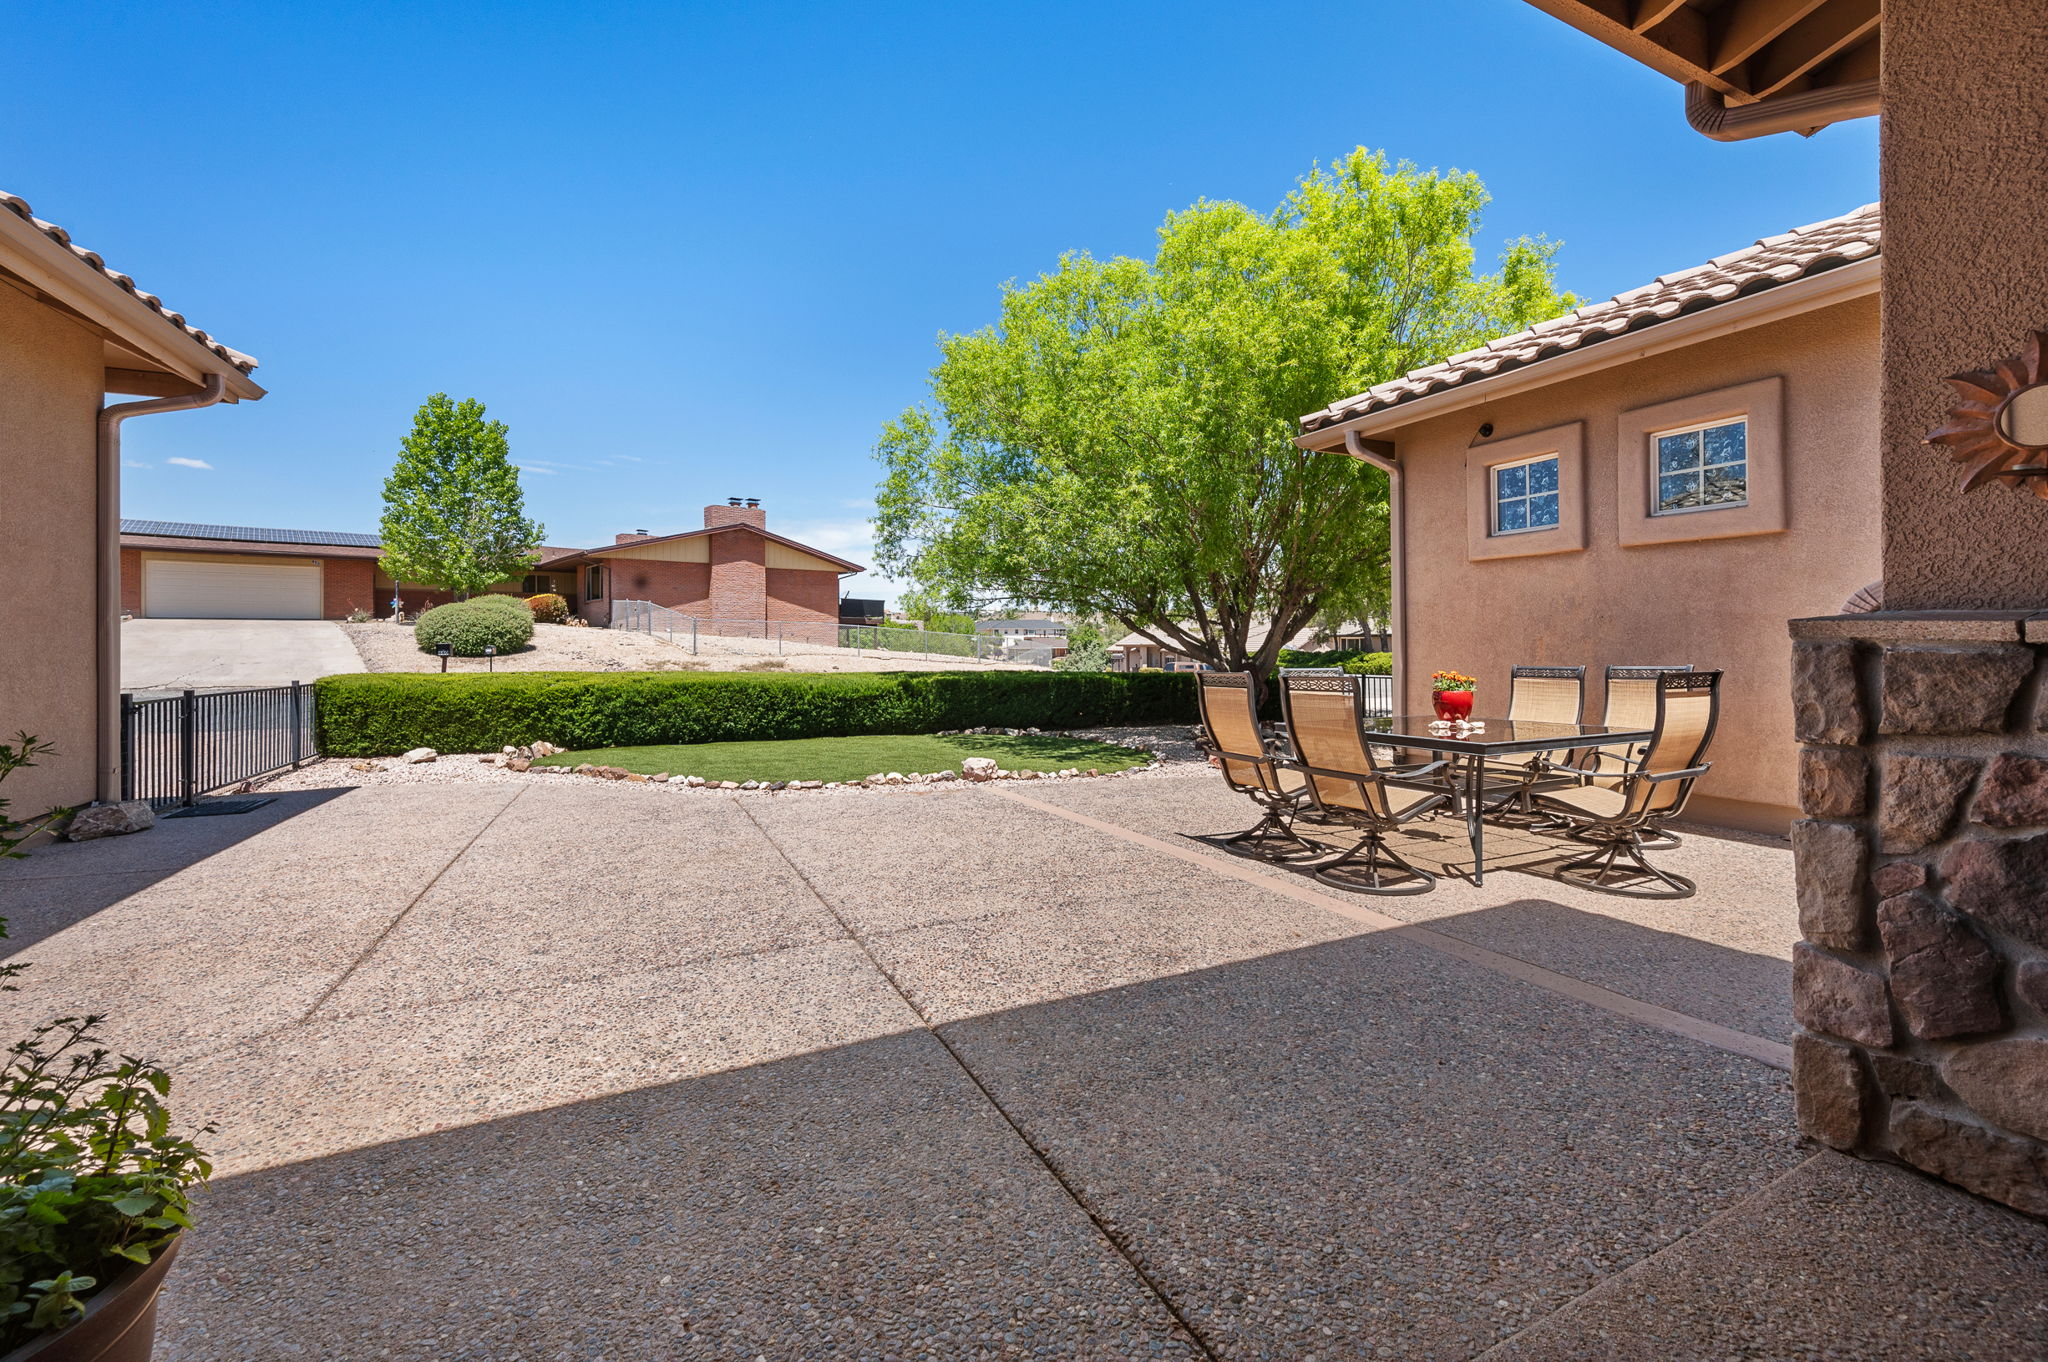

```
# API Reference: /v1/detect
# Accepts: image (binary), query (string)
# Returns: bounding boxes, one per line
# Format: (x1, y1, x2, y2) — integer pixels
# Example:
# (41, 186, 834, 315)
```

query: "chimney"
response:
(614, 529, 655, 544)
(704, 497, 767, 530)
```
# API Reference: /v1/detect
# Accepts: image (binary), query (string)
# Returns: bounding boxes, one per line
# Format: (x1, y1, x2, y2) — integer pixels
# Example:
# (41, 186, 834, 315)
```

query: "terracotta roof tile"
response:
(1299, 202, 1879, 433)
(1, 190, 258, 373)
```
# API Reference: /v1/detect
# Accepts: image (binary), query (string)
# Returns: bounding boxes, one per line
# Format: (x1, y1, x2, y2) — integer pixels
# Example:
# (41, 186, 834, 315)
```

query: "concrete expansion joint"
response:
(730, 799, 1228, 1362)
(298, 785, 530, 1024)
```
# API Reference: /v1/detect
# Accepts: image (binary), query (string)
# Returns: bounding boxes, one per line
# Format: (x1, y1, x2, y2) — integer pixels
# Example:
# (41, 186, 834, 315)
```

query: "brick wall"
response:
(766, 566, 841, 647)
(611, 559, 710, 614)
(1789, 610, 2048, 1218)
(703, 502, 767, 531)
(119, 548, 141, 614)
(708, 532, 766, 620)
(321, 558, 377, 618)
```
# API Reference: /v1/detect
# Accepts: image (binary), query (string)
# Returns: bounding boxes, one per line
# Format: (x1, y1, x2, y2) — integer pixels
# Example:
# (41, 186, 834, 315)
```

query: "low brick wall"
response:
(1789, 610, 2048, 1217)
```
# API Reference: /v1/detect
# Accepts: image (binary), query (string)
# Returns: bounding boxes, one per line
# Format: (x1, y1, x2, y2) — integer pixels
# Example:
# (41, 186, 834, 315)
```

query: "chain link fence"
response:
(610, 601, 1041, 666)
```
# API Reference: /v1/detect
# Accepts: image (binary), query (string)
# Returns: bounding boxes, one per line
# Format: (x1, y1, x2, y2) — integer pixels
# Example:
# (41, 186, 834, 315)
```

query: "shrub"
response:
(314, 669, 1198, 757)
(525, 593, 569, 624)
(414, 599, 535, 656)
(1276, 648, 1391, 675)
(466, 593, 533, 616)
(345, 608, 372, 623)
(1341, 651, 1392, 675)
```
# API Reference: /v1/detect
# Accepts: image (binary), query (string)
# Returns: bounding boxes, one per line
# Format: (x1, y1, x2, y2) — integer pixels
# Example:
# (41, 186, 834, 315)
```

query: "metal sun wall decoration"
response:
(1926, 328, 2048, 499)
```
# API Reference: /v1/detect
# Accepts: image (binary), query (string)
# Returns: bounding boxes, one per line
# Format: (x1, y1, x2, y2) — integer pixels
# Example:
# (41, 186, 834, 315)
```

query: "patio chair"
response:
(1195, 671, 1320, 859)
(1532, 670, 1722, 899)
(1574, 664, 1695, 848)
(1279, 671, 1451, 894)
(1481, 665, 1586, 819)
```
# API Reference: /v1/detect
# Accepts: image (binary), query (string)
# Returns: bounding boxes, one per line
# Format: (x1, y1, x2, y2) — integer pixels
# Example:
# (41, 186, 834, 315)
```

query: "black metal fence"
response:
(120, 684, 316, 807)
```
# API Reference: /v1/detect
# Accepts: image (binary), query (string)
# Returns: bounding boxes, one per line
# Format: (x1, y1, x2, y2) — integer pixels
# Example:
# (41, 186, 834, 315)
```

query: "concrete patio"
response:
(2, 770, 2042, 1359)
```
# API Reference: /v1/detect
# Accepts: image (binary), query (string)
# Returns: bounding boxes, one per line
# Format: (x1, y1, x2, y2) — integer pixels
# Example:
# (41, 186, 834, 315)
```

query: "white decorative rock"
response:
(402, 748, 438, 764)
(962, 758, 998, 781)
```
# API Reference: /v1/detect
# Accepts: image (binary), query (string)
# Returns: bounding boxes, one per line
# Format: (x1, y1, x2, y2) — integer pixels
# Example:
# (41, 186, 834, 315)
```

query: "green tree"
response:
(379, 394, 544, 599)
(1053, 620, 1111, 672)
(874, 149, 1575, 676)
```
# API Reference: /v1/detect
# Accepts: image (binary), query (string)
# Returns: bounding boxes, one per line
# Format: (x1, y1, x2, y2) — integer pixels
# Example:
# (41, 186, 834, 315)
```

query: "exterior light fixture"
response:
(435, 643, 453, 673)
(484, 644, 497, 672)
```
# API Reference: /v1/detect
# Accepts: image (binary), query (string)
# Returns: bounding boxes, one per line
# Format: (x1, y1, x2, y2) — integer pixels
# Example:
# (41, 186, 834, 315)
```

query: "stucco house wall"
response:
(0, 280, 105, 817)
(1379, 294, 1880, 832)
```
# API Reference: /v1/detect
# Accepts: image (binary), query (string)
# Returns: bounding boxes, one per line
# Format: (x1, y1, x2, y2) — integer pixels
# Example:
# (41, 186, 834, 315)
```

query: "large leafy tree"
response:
(379, 394, 544, 599)
(874, 149, 1576, 675)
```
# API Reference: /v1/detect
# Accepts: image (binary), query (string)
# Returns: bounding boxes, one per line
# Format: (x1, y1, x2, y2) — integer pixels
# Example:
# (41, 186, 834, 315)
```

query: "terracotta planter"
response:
(1, 1239, 178, 1362)
(1433, 688, 1474, 722)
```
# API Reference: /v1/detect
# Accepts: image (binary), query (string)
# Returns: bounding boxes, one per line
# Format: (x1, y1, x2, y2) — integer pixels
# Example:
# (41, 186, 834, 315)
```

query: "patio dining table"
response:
(1363, 715, 1654, 885)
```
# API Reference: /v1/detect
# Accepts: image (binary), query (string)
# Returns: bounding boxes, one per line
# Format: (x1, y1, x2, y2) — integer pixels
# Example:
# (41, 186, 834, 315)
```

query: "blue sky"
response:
(9, 1, 1875, 603)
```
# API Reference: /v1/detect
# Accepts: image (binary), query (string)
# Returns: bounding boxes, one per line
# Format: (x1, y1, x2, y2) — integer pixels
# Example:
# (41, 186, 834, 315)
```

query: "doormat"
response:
(164, 798, 275, 818)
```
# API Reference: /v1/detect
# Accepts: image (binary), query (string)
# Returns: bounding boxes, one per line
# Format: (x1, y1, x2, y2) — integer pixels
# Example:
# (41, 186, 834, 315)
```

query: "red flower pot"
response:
(1433, 689, 1474, 722)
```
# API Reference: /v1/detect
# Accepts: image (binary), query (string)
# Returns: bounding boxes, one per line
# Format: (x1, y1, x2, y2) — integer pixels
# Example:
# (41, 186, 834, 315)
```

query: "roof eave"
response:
(1296, 253, 1880, 449)
(0, 202, 264, 402)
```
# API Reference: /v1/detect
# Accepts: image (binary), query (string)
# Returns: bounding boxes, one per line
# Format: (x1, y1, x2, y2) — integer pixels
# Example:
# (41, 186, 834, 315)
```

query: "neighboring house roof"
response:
(121, 519, 378, 549)
(1, 190, 262, 393)
(551, 523, 865, 574)
(1299, 203, 1880, 435)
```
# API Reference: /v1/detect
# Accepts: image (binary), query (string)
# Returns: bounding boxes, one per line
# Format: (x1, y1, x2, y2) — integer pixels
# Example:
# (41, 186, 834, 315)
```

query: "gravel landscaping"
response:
(341, 619, 1049, 675)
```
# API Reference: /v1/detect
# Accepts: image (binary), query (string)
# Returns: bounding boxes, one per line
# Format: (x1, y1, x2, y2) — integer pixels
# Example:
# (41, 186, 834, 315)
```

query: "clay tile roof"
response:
(1299, 202, 1880, 434)
(1, 190, 258, 373)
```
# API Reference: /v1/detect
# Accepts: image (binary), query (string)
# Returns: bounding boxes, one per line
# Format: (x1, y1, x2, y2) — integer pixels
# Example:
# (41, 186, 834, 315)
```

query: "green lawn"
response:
(550, 733, 1151, 783)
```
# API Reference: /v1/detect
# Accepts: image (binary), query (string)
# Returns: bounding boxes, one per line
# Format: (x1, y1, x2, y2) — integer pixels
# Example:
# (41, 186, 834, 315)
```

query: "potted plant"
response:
(0, 736, 210, 1362)
(1431, 670, 1476, 722)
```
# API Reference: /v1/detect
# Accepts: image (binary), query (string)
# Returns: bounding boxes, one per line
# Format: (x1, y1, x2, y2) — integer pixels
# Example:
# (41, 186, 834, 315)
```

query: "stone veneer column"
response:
(1789, 610, 2048, 1215)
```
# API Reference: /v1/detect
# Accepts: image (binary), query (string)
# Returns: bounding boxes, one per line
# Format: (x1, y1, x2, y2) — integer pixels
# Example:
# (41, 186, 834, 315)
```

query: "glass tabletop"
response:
(1362, 715, 1654, 755)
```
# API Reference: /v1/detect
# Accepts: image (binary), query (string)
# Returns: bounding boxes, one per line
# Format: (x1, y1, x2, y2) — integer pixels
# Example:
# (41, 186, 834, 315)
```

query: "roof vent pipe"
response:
(1684, 78, 1880, 142)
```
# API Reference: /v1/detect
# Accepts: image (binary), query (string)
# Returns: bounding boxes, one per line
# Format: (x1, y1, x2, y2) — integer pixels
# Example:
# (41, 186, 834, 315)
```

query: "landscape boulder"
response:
(401, 747, 438, 764)
(961, 757, 999, 781)
(63, 801, 155, 842)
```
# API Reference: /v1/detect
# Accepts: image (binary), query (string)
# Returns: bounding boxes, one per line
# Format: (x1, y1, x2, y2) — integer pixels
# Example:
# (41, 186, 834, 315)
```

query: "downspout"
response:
(97, 374, 228, 803)
(1343, 430, 1405, 717)
(1684, 79, 1880, 142)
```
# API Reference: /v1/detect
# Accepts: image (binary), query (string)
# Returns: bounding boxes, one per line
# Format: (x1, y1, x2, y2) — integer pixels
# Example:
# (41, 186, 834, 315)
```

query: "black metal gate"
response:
(120, 684, 315, 807)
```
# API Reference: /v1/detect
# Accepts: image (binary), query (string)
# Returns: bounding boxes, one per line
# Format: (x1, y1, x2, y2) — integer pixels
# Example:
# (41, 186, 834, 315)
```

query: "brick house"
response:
(118, 499, 862, 629)
(551, 499, 864, 637)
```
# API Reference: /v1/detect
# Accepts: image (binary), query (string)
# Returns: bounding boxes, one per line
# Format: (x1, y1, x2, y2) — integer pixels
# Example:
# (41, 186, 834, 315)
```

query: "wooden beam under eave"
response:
(1749, 0, 1881, 97)
(105, 367, 210, 399)
(1639, 5, 1712, 71)
(1710, 0, 1830, 76)
(1629, 0, 1693, 33)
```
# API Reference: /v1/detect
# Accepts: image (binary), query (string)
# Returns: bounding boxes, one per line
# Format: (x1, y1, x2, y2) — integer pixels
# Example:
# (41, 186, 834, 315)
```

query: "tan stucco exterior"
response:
(1368, 295, 1880, 832)
(0, 279, 105, 817)
(1878, 1, 2048, 611)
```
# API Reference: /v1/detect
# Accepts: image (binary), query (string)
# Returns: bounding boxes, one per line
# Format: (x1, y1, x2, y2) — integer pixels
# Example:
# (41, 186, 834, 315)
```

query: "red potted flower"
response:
(1431, 670, 1476, 722)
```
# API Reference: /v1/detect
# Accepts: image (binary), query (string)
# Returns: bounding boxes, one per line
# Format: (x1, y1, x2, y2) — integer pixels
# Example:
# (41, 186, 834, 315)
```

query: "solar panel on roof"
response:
(120, 519, 380, 549)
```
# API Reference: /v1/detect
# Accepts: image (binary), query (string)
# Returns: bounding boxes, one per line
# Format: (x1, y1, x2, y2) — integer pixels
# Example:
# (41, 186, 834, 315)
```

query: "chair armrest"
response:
(1387, 759, 1449, 780)
(1642, 764, 1711, 784)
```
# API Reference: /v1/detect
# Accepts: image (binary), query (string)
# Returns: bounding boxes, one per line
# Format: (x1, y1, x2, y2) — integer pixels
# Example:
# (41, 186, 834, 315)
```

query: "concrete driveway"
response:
(121, 618, 364, 695)
(2, 772, 2042, 1359)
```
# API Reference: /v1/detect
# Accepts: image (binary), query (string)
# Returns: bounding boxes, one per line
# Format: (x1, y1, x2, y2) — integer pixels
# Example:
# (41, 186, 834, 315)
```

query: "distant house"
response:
(119, 499, 866, 632)
(2, 188, 265, 814)
(1295, 205, 1882, 832)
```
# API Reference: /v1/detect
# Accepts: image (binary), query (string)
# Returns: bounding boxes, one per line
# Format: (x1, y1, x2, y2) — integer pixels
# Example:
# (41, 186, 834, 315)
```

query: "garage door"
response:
(144, 558, 321, 619)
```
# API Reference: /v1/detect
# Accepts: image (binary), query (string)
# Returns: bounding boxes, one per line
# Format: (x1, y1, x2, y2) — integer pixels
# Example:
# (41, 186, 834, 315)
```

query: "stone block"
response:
(2017, 960, 2048, 1016)
(1792, 1034, 1869, 1150)
(1941, 1039, 2048, 1143)
(1791, 819, 1866, 949)
(1792, 943, 1894, 1048)
(1868, 1051, 1948, 1102)
(1878, 645, 2033, 735)
(1877, 755, 1978, 852)
(1939, 833, 2048, 952)
(1791, 641, 1864, 745)
(1876, 891, 2004, 1039)
(62, 801, 155, 841)
(1889, 1103, 2048, 1219)
(1872, 860, 1927, 898)
(1798, 746, 1868, 819)
(1971, 752, 2048, 828)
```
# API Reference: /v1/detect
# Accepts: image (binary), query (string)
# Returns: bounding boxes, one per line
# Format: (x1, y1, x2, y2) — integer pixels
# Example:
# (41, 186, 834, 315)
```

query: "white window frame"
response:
(1489, 452, 1563, 537)
(1649, 416, 1749, 518)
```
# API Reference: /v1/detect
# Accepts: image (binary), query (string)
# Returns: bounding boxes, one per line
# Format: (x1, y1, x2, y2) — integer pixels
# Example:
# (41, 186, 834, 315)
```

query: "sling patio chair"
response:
(1532, 669, 1722, 899)
(1280, 671, 1451, 894)
(1195, 670, 1321, 860)
(1572, 664, 1695, 848)
(1481, 665, 1587, 819)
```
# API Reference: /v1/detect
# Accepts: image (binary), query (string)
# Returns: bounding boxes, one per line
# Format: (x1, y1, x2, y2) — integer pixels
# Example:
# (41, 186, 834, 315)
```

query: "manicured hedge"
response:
(314, 669, 1198, 757)
(1277, 648, 1391, 675)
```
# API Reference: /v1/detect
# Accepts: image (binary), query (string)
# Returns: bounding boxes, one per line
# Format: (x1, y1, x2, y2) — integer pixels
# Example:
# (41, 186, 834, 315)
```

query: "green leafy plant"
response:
(1, 735, 70, 868)
(414, 599, 535, 657)
(875, 148, 1575, 677)
(378, 394, 545, 598)
(314, 669, 1197, 757)
(525, 593, 570, 624)
(0, 742, 210, 1350)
